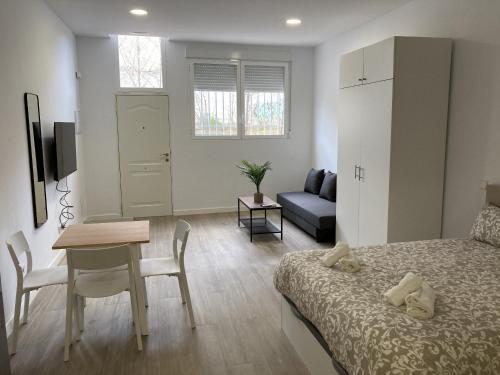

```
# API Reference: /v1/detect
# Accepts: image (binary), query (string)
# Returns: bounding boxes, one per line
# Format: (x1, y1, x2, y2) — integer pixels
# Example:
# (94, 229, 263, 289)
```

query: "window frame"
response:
(241, 60, 290, 140)
(189, 59, 242, 139)
(113, 35, 167, 93)
(189, 58, 290, 140)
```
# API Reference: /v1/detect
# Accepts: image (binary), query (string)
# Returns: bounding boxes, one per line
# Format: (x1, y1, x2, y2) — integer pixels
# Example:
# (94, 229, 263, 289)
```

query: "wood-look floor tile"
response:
(9, 213, 331, 374)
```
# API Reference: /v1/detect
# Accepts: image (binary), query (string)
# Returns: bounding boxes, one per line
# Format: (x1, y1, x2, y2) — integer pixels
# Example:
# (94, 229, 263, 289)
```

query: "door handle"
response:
(161, 152, 169, 162)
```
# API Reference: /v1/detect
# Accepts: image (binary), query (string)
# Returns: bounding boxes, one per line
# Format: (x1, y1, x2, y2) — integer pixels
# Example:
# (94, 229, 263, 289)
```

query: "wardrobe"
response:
(336, 37, 452, 247)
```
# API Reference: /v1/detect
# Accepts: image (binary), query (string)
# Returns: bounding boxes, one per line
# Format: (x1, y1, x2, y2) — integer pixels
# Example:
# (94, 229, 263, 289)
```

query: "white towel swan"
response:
(405, 281, 436, 319)
(383, 272, 423, 307)
(320, 242, 350, 267)
(338, 254, 361, 273)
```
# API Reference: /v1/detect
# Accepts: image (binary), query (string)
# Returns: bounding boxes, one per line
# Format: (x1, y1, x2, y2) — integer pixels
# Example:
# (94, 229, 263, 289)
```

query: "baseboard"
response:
(173, 206, 237, 216)
(5, 250, 66, 342)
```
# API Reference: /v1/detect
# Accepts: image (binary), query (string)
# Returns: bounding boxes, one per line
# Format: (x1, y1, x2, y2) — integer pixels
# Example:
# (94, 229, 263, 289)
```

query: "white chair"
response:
(64, 244, 142, 361)
(80, 217, 147, 306)
(6, 231, 68, 355)
(140, 220, 195, 328)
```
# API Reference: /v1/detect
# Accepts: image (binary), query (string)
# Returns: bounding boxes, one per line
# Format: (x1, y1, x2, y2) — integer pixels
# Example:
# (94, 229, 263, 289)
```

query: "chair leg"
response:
(64, 290, 74, 361)
(10, 289, 23, 354)
(142, 278, 148, 308)
(177, 277, 186, 304)
(78, 296, 85, 332)
(180, 274, 195, 328)
(129, 280, 143, 351)
(74, 296, 81, 342)
(22, 291, 30, 324)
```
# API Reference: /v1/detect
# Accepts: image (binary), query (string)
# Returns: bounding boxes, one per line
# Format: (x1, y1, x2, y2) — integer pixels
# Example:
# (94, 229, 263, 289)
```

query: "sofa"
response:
(277, 169, 336, 243)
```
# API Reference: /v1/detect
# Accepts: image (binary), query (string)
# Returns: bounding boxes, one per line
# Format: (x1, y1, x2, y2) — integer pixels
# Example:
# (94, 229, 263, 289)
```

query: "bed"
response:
(274, 185, 500, 374)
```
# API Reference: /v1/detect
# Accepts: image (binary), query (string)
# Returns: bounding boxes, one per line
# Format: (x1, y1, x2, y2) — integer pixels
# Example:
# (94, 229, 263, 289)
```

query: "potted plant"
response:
(237, 160, 272, 203)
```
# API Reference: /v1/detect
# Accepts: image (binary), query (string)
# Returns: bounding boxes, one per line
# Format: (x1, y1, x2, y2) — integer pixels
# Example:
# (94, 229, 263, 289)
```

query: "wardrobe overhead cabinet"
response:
(336, 36, 452, 246)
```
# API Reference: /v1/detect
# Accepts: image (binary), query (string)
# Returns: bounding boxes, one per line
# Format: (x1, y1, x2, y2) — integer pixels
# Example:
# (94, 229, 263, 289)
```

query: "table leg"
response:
(132, 244, 149, 335)
(250, 209, 253, 242)
(280, 208, 283, 240)
(237, 199, 240, 227)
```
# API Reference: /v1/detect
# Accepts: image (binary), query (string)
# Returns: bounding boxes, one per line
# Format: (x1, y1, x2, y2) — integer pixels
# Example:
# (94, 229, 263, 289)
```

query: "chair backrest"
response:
(6, 231, 32, 276)
(67, 244, 132, 271)
(173, 220, 191, 270)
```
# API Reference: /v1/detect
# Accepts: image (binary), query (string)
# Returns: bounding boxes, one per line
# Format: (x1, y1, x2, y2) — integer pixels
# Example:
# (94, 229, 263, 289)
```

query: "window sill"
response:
(242, 134, 289, 140)
(116, 88, 167, 94)
(191, 133, 290, 140)
(192, 135, 241, 140)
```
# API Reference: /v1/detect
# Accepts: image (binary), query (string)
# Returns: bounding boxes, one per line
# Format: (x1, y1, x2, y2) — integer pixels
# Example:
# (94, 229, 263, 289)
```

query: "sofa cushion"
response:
(319, 172, 337, 202)
(304, 168, 325, 194)
(277, 192, 336, 229)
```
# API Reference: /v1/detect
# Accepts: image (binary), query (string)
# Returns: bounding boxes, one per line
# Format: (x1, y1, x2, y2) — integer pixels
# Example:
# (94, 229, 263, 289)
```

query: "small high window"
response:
(118, 35, 163, 89)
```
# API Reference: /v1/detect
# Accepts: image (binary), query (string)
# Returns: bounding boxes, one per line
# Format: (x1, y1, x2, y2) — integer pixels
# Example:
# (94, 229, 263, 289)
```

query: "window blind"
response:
(193, 63, 237, 91)
(244, 65, 285, 92)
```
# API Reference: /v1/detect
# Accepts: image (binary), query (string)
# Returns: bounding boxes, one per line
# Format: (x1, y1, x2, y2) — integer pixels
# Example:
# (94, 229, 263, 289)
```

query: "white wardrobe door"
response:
(363, 37, 394, 85)
(336, 86, 362, 246)
(357, 80, 393, 246)
(339, 48, 364, 89)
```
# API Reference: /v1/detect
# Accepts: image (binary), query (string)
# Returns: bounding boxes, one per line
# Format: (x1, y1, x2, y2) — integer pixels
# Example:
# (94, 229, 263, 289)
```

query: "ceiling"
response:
(45, 0, 412, 46)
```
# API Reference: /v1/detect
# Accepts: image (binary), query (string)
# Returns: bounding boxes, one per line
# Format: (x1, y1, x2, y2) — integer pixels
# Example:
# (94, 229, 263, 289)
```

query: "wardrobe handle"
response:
(359, 167, 364, 181)
(354, 165, 359, 180)
(357, 78, 363, 82)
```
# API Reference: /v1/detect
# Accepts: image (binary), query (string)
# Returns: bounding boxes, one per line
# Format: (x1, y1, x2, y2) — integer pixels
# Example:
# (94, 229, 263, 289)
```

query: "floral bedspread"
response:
(274, 239, 500, 374)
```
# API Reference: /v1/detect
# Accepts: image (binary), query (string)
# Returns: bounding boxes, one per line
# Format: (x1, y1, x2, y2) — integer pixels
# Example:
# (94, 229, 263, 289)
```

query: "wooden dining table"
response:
(52, 220, 151, 335)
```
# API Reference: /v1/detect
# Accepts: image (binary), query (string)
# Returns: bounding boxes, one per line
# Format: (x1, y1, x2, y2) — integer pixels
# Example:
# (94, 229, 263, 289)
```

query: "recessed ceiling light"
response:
(286, 18, 302, 26)
(130, 9, 148, 16)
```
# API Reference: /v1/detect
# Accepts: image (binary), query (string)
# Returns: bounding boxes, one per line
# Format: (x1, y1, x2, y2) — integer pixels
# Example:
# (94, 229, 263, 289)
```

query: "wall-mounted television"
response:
(54, 122, 77, 181)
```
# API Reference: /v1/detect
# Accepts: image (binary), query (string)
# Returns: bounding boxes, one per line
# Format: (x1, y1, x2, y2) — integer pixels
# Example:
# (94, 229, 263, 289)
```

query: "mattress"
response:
(274, 239, 500, 374)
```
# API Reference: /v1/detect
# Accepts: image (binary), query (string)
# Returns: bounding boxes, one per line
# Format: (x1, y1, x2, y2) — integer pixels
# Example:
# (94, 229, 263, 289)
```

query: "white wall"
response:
(77, 38, 314, 216)
(313, 0, 500, 238)
(0, 0, 85, 327)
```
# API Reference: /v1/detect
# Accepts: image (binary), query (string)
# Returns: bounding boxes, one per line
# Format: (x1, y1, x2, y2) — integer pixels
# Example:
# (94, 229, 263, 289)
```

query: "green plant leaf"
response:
(236, 160, 272, 193)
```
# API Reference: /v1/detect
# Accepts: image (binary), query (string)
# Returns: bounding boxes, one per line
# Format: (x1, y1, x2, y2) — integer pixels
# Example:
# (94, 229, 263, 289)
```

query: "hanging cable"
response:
(56, 177, 74, 228)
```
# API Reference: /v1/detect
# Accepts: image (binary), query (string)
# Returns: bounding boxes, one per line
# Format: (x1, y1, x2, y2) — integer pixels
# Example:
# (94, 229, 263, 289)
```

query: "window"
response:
(118, 35, 163, 89)
(190, 60, 289, 138)
(243, 63, 286, 136)
(193, 62, 239, 137)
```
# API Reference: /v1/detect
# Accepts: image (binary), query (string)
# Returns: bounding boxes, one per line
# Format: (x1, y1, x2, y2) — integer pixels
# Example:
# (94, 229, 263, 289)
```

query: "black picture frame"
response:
(24, 93, 48, 228)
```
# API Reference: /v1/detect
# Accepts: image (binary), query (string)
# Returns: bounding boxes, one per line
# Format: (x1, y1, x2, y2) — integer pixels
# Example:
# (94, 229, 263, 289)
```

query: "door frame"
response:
(115, 93, 174, 217)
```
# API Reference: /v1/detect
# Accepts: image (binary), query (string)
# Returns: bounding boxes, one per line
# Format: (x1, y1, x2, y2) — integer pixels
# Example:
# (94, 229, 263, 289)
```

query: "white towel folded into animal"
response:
(383, 272, 423, 307)
(405, 281, 436, 319)
(337, 254, 361, 273)
(320, 242, 350, 267)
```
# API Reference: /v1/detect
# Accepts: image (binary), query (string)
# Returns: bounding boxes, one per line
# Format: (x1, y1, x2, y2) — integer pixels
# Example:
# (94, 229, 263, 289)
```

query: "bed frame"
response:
(486, 184, 500, 206)
(281, 296, 347, 375)
(281, 185, 500, 375)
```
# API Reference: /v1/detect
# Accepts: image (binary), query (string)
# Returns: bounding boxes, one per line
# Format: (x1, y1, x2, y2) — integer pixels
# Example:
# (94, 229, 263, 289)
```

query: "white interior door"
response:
(336, 85, 362, 246)
(117, 95, 172, 217)
(357, 81, 393, 246)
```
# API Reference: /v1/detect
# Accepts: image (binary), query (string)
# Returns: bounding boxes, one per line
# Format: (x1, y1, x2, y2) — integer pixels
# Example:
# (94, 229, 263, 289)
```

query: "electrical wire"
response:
(56, 177, 74, 228)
